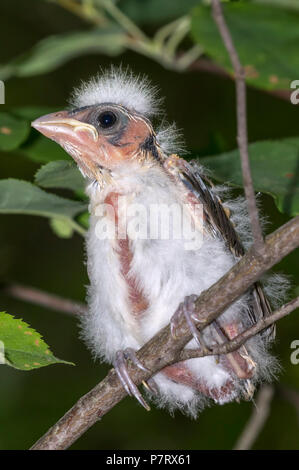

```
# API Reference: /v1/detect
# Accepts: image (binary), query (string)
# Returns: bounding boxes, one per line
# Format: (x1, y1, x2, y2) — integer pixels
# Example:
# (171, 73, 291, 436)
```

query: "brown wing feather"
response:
(163, 155, 275, 339)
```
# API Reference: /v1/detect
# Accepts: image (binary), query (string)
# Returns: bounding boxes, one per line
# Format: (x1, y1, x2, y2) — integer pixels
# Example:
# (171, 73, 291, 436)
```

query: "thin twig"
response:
(51, 0, 291, 101)
(30, 217, 299, 450)
(179, 297, 299, 361)
(99, 0, 148, 42)
(52, 0, 106, 25)
(233, 384, 275, 450)
(211, 0, 264, 250)
(2, 283, 86, 316)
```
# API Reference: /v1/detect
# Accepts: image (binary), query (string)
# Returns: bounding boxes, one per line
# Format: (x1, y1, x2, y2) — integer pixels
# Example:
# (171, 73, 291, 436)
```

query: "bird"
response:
(32, 67, 286, 416)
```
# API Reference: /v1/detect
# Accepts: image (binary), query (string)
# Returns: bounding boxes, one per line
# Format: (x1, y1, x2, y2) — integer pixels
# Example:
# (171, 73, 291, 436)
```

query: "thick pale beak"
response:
(31, 111, 100, 179)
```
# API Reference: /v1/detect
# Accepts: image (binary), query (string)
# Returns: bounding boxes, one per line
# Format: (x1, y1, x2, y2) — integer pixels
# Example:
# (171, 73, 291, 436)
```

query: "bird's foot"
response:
(170, 295, 211, 353)
(142, 377, 159, 395)
(114, 347, 151, 411)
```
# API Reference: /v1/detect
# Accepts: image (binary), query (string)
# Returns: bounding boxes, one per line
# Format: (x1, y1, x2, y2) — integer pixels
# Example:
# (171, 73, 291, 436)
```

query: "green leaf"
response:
(18, 133, 70, 163)
(0, 312, 74, 370)
(253, 0, 299, 12)
(35, 160, 85, 192)
(2, 108, 71, 163)
(0, 108, 70, 162)
(77, 211, 90, 230)
(49, 218, 74, 238)
(191, 3, 299, 90)
(199, 138, 299, 217)
(0, 112, 30, 151)
(0, 178, 87, 222)
(121, 0, 200, 24)
(0, 27, 126, 80)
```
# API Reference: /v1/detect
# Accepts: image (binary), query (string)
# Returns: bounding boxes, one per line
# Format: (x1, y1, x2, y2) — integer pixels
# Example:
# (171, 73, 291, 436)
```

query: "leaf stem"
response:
(98, 0, 149, 42)
(51, 0, 106, 25)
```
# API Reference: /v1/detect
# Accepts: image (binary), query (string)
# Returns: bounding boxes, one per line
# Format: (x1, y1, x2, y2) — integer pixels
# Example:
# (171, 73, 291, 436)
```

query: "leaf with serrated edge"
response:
(0, 312, 74, 370)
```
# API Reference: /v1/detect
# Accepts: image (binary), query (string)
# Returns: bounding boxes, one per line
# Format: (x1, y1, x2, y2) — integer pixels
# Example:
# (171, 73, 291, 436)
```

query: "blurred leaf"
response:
(0, 108, 70, 163)
(0, 112, 30, 151)
(35, 160, 85, 192)
(191, 3, 299, 90)
(18, 133, 70, 163)
(11, 106, 57, 121)
(0, 27, 126, 80)
(121, 0, 200, 24)
(77, 211, 90, 229)
(253, 0, 299, 11)
(0, 178, 87, 220)
(199, 138, 299, 217)
(49, 218, 74, 238)
(0, 312, 74, 370)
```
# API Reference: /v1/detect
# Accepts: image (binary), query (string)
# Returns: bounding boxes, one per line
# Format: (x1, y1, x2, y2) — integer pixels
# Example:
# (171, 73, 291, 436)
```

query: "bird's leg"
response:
(170, 294, 211, 353)
(210, 320, 256, 382)
(114, 347, 151, 410)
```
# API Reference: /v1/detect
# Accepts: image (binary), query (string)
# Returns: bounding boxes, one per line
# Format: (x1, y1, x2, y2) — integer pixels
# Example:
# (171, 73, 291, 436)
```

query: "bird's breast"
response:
(103, 191, 149, 317)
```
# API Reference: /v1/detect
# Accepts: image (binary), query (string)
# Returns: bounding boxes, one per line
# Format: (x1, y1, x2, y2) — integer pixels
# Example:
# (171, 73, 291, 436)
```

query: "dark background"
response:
(0, 0, 298, 450)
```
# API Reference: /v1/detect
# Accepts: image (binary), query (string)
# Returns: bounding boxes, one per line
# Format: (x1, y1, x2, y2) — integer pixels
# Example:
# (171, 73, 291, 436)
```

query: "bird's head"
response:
(32, 68, 181, 181)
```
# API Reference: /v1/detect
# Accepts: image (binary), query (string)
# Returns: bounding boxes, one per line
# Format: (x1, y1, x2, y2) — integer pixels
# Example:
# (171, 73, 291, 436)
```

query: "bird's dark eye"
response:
(97, 111, 117, 129)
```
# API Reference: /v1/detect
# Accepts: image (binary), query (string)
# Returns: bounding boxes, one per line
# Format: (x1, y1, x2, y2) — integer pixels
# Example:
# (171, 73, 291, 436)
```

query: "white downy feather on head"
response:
(70, 66, 184, 156)
(70, 65, 161, 117)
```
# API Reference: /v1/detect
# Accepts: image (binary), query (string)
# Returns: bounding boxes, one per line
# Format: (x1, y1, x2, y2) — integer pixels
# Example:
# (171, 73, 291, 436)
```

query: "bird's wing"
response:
(163, 155, 274, 339)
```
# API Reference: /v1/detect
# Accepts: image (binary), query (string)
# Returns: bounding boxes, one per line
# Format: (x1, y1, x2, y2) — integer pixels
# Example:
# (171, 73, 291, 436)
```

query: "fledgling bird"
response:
(32, 68, 285, 416)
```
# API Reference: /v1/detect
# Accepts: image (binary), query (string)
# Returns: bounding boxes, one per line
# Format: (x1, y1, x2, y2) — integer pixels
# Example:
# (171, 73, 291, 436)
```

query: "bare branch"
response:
(188, 58, 290, 101)
(30, 216, 299, 450)
(211, 0, 264, 249)
(233, 384, 275, 450)
(2, 283, 86, 316)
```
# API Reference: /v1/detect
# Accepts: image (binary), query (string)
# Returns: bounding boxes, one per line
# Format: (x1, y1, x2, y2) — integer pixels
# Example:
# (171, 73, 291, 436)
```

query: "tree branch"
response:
(211, 0, 264, 250)
(1, 283, 86, 316)
(233, 384, 274, 450)
(188, 58, 290, 101)
(30, 216, 299, 450)
(179, 296, 299, 362)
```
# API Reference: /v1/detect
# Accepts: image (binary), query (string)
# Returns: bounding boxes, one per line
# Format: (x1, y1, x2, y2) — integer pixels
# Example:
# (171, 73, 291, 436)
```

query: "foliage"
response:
(0, 312, 73, 370)
(0, 0, 298, 228)
(200, 139, 299, 217)
(191, 2, 299, 91)
(0, 0, 297, 451)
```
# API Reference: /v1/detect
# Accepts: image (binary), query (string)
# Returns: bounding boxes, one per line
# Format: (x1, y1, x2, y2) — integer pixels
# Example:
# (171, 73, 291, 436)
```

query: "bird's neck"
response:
(86, 160, 166, 209)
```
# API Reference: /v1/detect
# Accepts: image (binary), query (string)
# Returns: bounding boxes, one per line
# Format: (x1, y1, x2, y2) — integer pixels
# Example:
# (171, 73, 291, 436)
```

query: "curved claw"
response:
(125, 347, 149, 373)
(142, 378, 159, 395)
(114, 348, 151, 411)
(171, 294, 211, 353)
